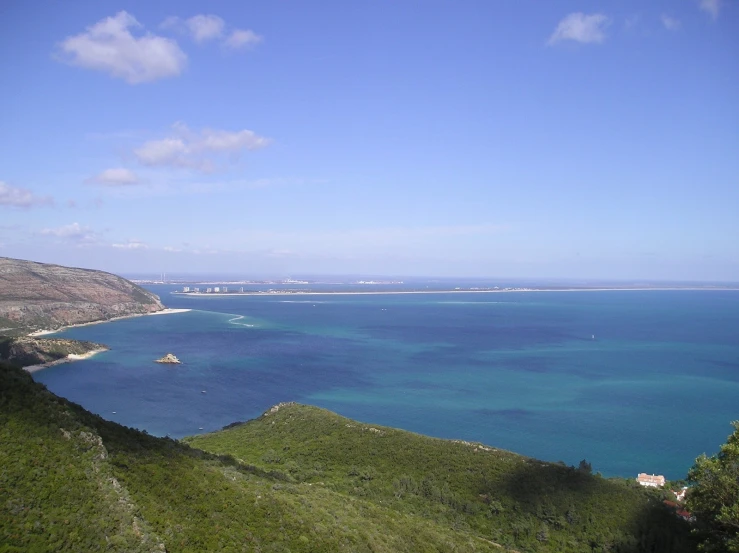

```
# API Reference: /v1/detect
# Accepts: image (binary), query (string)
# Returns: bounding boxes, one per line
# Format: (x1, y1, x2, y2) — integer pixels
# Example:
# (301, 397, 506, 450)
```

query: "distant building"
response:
(222, 287, 228, 293)
(240, 287, 244, 293)
(193, 287, 200, 292)
(214, 287, 220, 292)
(183, 287, 190, 292)
(206, 288, 212, 293)
(637, 473, 666, 488)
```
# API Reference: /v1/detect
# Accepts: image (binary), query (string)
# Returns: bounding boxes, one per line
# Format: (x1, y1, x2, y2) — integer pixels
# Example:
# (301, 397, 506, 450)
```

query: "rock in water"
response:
(156, 353, 181, 364)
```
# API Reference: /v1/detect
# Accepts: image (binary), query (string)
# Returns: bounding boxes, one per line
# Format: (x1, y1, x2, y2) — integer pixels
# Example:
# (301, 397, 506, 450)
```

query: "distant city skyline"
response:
(1, 1, 737, 280)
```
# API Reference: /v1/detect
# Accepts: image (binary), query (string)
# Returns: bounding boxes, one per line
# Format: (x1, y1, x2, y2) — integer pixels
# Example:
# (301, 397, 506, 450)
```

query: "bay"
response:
(33, 287, 739, 480)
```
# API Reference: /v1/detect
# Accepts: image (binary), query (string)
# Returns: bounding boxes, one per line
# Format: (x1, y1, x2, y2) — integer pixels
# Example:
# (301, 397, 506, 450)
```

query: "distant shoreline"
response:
(171, 287, 739, 297)
(28, 308, 192, 337)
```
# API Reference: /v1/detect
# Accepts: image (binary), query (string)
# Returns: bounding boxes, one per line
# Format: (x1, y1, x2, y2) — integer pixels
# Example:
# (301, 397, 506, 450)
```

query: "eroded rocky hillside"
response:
(0, 257, 163, 334)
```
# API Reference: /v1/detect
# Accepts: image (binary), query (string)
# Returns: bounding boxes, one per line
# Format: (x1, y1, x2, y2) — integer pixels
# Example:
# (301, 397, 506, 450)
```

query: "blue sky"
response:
(1, 1, 737, 280)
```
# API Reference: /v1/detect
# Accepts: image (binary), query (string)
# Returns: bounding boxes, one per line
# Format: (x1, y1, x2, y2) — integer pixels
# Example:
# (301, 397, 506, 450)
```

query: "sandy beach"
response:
(24, 348, 109, 373)
(28, 308, 192, 337)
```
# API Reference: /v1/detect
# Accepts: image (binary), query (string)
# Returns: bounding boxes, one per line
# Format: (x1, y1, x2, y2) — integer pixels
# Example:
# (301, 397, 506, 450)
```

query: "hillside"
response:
(0, 336, 108, 368)
(185, 404, 695, 553)
(0, 355, 694, 553)
(0, 257, 163, 335)
(0, 361, 516, 553)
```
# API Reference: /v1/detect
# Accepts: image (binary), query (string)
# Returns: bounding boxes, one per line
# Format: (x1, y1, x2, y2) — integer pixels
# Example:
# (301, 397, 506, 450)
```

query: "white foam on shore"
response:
(147, 308, 192, 316)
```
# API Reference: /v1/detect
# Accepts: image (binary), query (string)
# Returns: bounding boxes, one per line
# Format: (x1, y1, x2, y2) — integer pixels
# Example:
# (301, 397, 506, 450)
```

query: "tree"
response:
(687, 421, 739, 552)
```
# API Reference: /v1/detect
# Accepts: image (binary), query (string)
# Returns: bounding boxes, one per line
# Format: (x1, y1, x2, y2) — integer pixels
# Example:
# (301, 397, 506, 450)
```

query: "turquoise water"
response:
(33, 287, 739, 479)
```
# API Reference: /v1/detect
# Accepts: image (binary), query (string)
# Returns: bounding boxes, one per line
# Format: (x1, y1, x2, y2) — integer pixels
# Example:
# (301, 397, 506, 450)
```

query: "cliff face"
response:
(0, 257, 164, 334)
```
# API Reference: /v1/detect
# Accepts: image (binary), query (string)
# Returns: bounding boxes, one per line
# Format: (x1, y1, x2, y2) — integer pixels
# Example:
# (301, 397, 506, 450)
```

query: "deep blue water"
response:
(33, 287, 739, 480)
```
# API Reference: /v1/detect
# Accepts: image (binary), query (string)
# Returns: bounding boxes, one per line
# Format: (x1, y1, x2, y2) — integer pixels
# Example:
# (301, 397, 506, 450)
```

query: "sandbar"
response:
(171, 287, 738, 298)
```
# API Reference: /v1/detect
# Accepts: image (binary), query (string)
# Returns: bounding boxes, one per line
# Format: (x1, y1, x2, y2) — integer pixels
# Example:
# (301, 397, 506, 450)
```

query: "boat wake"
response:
(227, 315, 255, 327)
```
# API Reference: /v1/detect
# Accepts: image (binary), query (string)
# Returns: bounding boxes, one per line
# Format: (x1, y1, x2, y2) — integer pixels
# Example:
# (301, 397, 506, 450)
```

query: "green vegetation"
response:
(0, 362, 515, 552)
(1, 361, 697, 552)
(687, 421, 739, 552)
(0, 336, 107, 367)
(186, 403, 695, 552)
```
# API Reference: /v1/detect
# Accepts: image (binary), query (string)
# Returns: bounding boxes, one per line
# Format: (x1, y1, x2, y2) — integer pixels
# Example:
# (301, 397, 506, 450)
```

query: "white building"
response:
(636, 473, 666, 488)
(214, 287, 220, 292)
(183, 287, 190, 292)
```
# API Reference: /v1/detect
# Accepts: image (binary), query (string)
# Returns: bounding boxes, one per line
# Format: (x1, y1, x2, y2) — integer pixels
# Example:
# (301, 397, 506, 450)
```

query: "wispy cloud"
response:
(661, 14, 682, 31)
(699, 0, 721, 19)
(39, 222, 99, 243)
(548, 13, 610, 45)
(225, 29, 262, 49)
(57, 11, 187, 84)
(218, 223, 508, 251)
(161, 14, 261, 50)
(0, 181, 54, 208)
(87, 168, 141, 186)
(133, 122, 270, 171)
(112, 239, 148, 250)
(162, 14, 225, 43)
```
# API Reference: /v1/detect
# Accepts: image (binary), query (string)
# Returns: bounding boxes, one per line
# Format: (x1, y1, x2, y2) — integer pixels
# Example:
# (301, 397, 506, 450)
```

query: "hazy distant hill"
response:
(0, 257, 163, 335)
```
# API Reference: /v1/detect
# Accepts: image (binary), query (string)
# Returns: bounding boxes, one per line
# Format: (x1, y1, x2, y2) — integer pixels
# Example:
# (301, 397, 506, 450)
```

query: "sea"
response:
(32, 283, 739, 480)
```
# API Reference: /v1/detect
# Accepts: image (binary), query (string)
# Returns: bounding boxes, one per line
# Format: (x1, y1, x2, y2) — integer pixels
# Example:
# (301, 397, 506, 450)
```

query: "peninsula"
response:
(0, 257, 167, 369)
(0, 256, 165, 335)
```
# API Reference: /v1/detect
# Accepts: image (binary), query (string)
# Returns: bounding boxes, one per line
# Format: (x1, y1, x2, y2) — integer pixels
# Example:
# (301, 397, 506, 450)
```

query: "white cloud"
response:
(87, 168, 140, 186)
(162, 14, 225, 42)
(661, 14, 682, 31)
(57, 11, 187, 84)
(0, 181, 54, 208)
(133, 122, 270, 171)
(699, 0, 721, 19)
(199, 128, 270, 151)
(39, 222, 97, 243)
(548, 13, 610, 45)
(135, 137, 190, 167)
(112, 239, 148, 250)
(225, 29, 263, 49)
(187, 15, 225, 42)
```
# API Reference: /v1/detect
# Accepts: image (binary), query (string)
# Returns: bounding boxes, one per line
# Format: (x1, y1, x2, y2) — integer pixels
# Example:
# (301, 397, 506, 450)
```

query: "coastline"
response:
(171, 287, 739, 297)
(24, 347, 109, 373)
(28, 308, 192, 337)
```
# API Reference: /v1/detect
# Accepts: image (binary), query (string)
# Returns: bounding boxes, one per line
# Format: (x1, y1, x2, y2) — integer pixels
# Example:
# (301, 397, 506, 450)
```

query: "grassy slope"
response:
(0, 362, 508, 553)
(185, 403, 695, 553)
